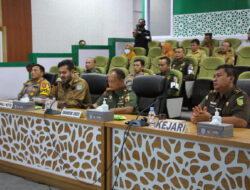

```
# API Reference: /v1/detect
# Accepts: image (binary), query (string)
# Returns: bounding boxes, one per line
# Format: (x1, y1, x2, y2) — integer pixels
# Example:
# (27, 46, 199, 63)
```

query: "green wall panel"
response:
(174, 0, 250, 15)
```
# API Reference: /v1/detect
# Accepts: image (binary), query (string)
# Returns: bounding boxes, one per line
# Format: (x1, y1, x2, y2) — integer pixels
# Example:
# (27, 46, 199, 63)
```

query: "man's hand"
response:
(191, 106, 211, 123)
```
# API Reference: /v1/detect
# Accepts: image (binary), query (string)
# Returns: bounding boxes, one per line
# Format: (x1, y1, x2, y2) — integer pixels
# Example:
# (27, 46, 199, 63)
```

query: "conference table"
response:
(0, 107, 249, 190)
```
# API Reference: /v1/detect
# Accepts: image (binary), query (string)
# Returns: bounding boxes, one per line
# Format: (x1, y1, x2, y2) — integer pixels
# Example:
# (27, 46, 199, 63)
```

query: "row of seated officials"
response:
(20, 58, 250, 128)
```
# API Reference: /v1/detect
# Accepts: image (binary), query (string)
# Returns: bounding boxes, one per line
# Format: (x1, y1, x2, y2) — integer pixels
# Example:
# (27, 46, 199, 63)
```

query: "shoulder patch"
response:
(236, 96, 244, 106)
(40, 81, 49, 89)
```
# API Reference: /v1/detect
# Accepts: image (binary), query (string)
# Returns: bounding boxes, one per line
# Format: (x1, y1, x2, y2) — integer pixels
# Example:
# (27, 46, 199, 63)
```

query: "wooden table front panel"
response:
(111, 128, 250, 190)
(0, 111, 103, 187)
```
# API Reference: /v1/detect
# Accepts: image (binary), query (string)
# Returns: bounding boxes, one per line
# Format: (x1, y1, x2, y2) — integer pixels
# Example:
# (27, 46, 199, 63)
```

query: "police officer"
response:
(191, 64, 250, 128)
(214, 41, 235, 65)
(172, 47, 195, 80)
(125, 59, 149, 89)
(83, 58, 100, 73)
(133, 18, 151, 55)
(93, 69, 139, 114)
(156, 56, 180, 98)
(50, 59, 92, 108)
(18, 64, 50, 102)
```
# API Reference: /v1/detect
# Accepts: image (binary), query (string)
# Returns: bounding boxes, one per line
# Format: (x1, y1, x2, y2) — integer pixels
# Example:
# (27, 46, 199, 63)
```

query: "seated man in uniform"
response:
(187, 39, 206, 65)
(201, 33, 214, 56)
(156, 56, 180, 98)
(171, 47, 194, 80)
(214, 41, 235, 65)
(83, 58, 100, 73)
(92, 69, 139, 114)
(191, 64, 250, 128)
(18, 64, 50, 102)
(125, 59, 149, 89)
(50, 59, 92, 108)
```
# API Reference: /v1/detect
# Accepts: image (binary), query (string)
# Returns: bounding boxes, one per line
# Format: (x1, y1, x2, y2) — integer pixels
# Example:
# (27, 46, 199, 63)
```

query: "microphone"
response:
(125, 96, 163, 127)
(44, 99, 61, 115)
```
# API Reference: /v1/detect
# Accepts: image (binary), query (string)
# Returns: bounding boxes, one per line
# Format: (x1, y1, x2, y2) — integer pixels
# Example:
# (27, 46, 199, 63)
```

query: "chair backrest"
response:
(132, 75, 167, 115)
(76, 66, 84, 74)
(236, 79, 250, 97)
(49, 66, 59, 74)
(164, 40, 178, 49)
(134, 47, 146, 56)
(43, 72, 58, 86)
(198, 57, 225, 79)
(180, 39, 192, 49)
(150, 56, 162, 74)
(95, 56, 109, 71)
(236, 46, 250, 66)
(148, 47, 162, 59)
(148, 40, 161, 49)
(109, 56, 128, 70)
(169, 69, 183, 96)
(223, 38, 242, 50)
(201, 39, 219, 47)
(238, 71, 250, 79)
(143, 68, 154, 75)
(80, 73, 108, 103)
(129, 56, 150, 73)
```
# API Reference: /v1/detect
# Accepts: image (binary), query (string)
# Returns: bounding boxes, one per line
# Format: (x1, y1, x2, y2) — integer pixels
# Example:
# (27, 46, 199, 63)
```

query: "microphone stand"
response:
(44, 99, 61, 115)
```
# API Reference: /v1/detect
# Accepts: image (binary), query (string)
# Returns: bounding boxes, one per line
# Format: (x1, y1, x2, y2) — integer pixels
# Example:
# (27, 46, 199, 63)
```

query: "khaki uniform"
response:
(200, 87, 250, 127)
(171, 59, 194, 80)
(125, 72, 149, 89)
(202, 42, 214, 56)
(18, 78, 50, 100)
(50, 75, 91, 108)
(83, 68, 100, 73)
(186, 49, 206, 65)
(96, 85, 139, 114)
(214, 51, 235, 65)
(156, 71, 180, 97)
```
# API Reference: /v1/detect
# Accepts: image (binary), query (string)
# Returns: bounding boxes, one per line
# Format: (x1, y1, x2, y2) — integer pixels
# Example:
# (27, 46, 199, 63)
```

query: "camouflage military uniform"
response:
(96, 85, 139, 114)
(200, 87, 250, 127)
(18, 77, 50, 100)
(50, 75, 91, 108)
(214, 51, 235, 65)
(156, 71, 179, 97)
(187, 49, 207, 65)
(171, 59, 194, 80)
(125, 72, 149, 89)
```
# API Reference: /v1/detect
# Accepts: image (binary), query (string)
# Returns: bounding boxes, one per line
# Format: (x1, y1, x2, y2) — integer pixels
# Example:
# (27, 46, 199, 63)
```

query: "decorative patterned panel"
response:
(112, 129, 250, 190)
(0, 112, 102, 186)
(174, 9, 250, 37)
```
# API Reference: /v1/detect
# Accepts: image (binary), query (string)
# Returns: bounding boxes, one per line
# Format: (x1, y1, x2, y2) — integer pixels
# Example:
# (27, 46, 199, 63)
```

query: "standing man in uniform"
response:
(83, 58, 100, 73)
(156, 57, 180, 98)
(133, 18, 151, 55)
(191, 64, 250, 128)
(18, 64, 50, 102)
(125, 59, 149, 89)
(172, 47, 195, 80)
(92, 69, 138, 114)
(214, 41, 235, 65)
(201, 33, 214, 56)
(187, 39, 207, 65)
(50, 59, 92, 108)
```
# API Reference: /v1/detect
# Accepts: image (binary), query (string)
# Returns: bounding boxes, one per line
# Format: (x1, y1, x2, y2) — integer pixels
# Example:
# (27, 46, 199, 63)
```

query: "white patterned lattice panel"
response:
(174, 9, 250, 37)
(0, 112, 102, 186)
(112, 129, 250, 190)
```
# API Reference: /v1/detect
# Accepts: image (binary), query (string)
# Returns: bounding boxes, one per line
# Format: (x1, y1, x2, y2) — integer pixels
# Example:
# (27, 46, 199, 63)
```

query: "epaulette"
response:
(123, 88, 128, 94)
(234, 89, 241, 94)
(209, 90, 216, 94)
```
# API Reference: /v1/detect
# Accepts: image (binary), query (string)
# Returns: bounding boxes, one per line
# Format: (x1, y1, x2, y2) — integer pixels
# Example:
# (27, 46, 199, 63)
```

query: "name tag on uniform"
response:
(0, 101, 13, 109)
(155, 120, 186, 133)
(61, 108, 82, 118)
(170, 82, 179, 90)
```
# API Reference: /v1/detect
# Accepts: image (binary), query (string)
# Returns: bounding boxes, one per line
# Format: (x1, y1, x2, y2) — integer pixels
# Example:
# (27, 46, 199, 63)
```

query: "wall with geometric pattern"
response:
(174, 9, 250, 37)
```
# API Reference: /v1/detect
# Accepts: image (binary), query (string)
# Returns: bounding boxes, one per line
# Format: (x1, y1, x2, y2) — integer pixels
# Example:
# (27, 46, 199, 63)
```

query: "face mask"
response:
(124, 49, 130, 55)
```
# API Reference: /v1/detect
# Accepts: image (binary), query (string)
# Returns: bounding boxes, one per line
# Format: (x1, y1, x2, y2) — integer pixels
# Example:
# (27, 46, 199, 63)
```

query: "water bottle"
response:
(51, 97, 58, 110)
(45, 98, 51, 110)
(148, 107, 156, 127)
